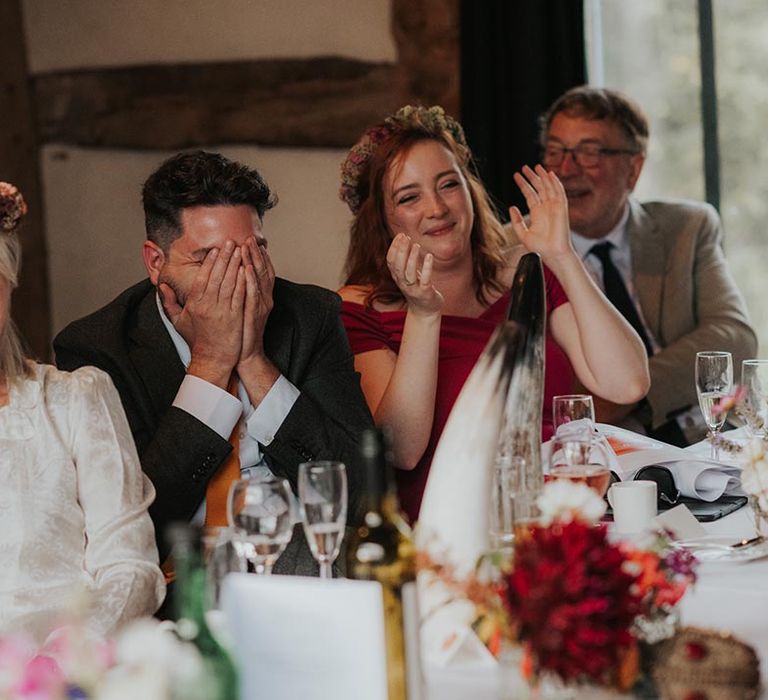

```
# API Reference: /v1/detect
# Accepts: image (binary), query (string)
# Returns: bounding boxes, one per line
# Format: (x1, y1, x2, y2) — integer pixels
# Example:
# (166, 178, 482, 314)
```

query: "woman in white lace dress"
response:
(0, 183, 165, 644)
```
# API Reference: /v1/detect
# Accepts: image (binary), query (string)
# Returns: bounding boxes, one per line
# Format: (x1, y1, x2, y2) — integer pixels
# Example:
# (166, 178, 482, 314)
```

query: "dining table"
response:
(677, 437, 768, 698)
(219, 432, 767, 700)
(424, 435, 768, 699)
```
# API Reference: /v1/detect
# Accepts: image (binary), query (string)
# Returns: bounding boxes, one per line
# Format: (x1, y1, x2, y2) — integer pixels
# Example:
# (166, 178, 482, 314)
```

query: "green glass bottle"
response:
(167, 523, 239, 700)
(346, 429, 418, 700)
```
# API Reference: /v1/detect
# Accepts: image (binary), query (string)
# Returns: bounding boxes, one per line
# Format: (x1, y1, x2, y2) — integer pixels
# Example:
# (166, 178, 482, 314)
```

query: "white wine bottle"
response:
(346, 429, 419, 700)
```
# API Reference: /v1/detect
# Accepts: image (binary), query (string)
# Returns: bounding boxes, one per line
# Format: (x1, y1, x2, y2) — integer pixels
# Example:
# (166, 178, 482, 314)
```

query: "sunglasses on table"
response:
(607, 465, 681, 508)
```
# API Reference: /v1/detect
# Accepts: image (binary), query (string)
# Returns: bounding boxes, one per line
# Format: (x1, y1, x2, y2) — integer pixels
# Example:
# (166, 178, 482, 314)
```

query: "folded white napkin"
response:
(667, 461, 742, 501)
(595, 424, 745, 501)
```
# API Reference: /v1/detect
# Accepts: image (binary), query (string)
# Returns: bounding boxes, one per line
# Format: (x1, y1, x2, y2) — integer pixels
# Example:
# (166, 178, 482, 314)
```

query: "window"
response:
(586, 0, 768, 356)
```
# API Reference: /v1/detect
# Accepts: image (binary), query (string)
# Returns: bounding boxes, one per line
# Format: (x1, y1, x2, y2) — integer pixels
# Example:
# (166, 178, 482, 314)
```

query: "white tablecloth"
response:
(681, 505, 768, 683)
(425, 502, 768, 699)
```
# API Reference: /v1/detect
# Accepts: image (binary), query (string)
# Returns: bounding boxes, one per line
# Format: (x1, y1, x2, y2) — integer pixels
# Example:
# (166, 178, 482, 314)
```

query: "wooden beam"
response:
(0, 0, 52, 360)
(33, 57, 408, 149)
(31, 0, 459, 151)
(12, 0, 458, 359)
(392, 0, 460, 117)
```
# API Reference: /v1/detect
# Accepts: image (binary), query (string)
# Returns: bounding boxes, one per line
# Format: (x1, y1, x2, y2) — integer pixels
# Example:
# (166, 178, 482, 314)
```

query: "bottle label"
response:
(355, 542, 386, 563)
(381, 582, 406, 699)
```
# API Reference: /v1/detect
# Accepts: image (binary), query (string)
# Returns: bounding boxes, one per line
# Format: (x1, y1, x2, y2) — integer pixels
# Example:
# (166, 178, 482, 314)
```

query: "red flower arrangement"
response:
(623, 534, 698, 617)
(416, 483, 698, 691)
(503, 520, 641, 685)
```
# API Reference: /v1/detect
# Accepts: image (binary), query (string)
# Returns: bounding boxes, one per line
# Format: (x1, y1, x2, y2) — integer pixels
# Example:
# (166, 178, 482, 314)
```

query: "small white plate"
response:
(674, 535, 768, 563)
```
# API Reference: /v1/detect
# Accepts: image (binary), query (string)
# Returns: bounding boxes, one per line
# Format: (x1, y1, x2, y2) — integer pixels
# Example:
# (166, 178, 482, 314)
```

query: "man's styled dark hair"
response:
(539, 86, 650, 154)
(142, 150, 277, 250)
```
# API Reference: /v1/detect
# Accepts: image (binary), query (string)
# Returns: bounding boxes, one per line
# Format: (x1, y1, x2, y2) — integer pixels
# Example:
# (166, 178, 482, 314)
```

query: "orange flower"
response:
(624, 549, 663, 594)
(615, 642, 640, 691)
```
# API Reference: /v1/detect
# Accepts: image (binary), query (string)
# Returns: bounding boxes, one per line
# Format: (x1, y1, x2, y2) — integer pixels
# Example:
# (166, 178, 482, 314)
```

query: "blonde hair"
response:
(0, 232, 31, 381)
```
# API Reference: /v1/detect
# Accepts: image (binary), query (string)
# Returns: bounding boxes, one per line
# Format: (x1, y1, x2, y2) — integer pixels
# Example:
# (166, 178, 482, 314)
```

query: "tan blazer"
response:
(628, 197, 757, 428)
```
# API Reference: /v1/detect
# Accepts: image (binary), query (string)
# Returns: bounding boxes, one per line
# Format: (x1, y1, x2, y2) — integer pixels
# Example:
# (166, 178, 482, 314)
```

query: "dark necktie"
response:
(589, 241, 653, 356)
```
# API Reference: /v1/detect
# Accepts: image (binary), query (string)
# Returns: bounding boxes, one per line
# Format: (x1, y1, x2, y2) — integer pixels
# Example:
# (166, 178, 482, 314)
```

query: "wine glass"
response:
(552, 394, 596, 437)
(228, 477, 294, 575)
(490, 455, 525, 551)
(201, 526, 246, 609)
(742, 359, 768, 437)
(696, 351, 733, 460)
(546, 434, 612, 497)
(298, 461, 347, 579)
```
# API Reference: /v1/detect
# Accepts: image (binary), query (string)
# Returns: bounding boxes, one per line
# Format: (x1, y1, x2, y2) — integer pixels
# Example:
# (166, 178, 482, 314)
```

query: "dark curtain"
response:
(460, 0, 586, 216)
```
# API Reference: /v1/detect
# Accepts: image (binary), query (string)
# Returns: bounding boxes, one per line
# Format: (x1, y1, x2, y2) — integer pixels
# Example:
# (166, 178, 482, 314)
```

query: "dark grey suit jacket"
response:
(54, 277, 373, 570)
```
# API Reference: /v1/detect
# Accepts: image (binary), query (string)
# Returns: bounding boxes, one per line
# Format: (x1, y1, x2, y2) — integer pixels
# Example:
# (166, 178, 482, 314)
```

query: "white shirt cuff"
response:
(172, 374, 241, 439)
(246, 374, 299, 446)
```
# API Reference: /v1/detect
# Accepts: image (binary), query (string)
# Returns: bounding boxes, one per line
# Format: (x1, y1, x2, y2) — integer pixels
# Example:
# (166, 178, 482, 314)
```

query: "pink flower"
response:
(0, 181, 28, 232)
(711, 385, 747, 417)
(40, 625, 114, 691)
(0, 633, 35, 671)
(13, 655, 66, 699)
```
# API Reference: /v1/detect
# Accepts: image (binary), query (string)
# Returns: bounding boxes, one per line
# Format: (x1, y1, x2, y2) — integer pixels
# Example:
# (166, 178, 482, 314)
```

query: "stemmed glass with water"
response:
(201, 526, 247, 608)
(552, 394, 596, 437)
(546, 434, 613, 497)
(695, 351, 733, 460)
(547, 394, 613, 496)
(228, 476, 294, 575)
(298, 461, 348, 579)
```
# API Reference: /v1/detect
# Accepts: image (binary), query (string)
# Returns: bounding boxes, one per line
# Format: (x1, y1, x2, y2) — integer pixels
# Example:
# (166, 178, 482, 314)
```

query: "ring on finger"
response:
(404, 277, 417, 286)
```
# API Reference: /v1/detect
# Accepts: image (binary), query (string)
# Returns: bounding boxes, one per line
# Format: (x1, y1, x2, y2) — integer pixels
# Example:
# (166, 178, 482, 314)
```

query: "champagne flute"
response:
(298, 461, 347, 579)
(228, 477, 294, 575)
(546, 434, 612, 496)
(552, 394, 596, 437)
(742, 359, 768, 437)
(696, 351, 733, 460)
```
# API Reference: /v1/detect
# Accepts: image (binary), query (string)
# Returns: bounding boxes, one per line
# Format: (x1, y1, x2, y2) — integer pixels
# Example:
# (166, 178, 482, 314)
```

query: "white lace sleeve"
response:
(69, 367, 166, 635)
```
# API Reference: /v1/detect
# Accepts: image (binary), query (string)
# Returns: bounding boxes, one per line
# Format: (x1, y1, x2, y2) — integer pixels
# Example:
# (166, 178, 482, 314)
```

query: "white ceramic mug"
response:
(608, 480, 657, 533)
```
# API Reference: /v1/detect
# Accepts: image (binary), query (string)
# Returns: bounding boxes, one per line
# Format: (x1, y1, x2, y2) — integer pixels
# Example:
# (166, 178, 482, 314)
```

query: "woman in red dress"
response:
(338, 106, 649, 522)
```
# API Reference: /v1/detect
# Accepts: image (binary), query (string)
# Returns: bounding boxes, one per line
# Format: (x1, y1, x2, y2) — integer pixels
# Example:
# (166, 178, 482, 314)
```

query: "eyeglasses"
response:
(542, 143, 640, 169)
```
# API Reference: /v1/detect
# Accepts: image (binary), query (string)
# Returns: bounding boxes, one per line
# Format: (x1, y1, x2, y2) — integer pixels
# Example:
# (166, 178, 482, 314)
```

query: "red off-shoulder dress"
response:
(341, 268, 574, 522)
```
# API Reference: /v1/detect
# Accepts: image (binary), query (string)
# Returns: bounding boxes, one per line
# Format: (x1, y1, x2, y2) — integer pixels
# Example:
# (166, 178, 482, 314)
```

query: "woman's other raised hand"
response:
(508, 165, 574, 262)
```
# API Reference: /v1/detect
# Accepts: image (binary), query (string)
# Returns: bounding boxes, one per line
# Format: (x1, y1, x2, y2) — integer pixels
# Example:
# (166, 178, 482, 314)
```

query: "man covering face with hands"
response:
(55, 151, 372, 568)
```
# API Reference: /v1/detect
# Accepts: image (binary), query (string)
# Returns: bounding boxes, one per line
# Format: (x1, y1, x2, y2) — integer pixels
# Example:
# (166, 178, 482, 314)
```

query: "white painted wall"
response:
(41, 145, 353, 332)
(24, 0, 396, 71)
(23, 0, 395, 334)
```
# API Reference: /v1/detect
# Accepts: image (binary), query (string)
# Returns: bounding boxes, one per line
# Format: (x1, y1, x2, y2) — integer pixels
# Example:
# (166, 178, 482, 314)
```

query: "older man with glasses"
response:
(537, 85, 756, 446)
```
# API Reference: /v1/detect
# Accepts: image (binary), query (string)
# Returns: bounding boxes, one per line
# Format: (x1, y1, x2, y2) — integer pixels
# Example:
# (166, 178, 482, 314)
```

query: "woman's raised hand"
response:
(508, 164, 574, 261)
(386, 233, 444, 314)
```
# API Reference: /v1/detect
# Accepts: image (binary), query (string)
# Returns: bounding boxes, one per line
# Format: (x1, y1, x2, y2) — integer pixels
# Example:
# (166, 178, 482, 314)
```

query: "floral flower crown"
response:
(339, 105, 468, 214)
(0, 182, 28, 233)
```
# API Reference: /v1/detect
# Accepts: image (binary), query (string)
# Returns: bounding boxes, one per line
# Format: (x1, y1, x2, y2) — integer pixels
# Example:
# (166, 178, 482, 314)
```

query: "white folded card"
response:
(221, 574, 422, 700)
(654, 504, 707, 540)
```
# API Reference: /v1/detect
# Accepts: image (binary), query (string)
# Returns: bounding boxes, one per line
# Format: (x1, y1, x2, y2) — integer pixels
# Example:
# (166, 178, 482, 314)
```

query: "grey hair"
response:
(0, 233, 31, 381)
